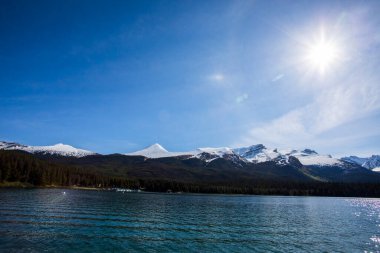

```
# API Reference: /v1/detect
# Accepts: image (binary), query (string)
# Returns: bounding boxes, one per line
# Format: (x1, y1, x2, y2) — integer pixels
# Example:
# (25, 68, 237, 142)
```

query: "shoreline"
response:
(1, 182, 380, 198)
(0, 182, 103, 191)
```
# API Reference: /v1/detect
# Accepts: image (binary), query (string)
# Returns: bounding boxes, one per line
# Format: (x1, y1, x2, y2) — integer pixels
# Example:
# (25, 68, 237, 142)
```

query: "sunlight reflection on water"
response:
(348, 198, 380, 251)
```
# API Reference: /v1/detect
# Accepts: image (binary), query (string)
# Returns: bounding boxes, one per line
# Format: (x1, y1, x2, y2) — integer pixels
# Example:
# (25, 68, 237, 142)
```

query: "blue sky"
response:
(1, 0, 380, 156)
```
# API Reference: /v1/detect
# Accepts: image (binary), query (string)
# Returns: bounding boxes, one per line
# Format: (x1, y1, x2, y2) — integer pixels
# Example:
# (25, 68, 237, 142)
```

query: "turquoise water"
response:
(0, 189, 379, 252)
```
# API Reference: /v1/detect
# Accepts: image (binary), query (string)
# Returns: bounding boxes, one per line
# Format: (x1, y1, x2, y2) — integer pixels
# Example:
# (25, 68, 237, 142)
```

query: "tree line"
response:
(1, 150, 380, 197)
(0, 150, 138, 188)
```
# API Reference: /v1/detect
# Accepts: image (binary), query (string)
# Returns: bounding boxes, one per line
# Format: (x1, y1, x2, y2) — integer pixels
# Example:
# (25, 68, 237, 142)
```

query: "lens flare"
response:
(304, 28, 341, 75)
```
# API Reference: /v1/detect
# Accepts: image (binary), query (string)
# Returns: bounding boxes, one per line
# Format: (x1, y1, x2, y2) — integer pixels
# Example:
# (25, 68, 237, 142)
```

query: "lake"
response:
(0, 189, 379, 252)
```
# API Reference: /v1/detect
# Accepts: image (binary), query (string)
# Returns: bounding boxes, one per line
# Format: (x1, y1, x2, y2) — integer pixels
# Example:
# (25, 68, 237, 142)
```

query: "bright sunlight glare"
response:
(305, 29, 340, 75)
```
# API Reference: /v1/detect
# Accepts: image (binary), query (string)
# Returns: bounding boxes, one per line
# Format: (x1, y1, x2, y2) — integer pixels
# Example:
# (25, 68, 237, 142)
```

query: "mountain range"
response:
(1, 140, 380, 186)
(1, 140, 378, 171)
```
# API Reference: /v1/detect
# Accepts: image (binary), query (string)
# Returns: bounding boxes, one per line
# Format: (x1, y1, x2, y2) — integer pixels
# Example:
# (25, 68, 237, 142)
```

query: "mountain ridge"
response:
(0, 141, 96, 157)
(2, 139, 380, 191)
(1, 140, 379, 172)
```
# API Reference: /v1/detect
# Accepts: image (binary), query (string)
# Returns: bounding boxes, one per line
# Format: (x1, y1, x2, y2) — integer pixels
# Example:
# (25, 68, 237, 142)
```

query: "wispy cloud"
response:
(237, 72, 380, 153)
(272, 74, 284, 82)
(235, 93, 248, 104)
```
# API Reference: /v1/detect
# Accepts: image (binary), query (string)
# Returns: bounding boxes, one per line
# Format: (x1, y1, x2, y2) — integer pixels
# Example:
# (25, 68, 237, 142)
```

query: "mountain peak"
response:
(45, 143, 85, 153)
(147, 143, 168, 152)
(126, 143, 176, 158)
(0, 141, 95, 157)
(302, 149, 318, 155)
(233, 144, 269, 161)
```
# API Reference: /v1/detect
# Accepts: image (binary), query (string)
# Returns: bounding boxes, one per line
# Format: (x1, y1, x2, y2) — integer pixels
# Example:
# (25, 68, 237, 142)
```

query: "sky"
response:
(1, 0, 380, 156)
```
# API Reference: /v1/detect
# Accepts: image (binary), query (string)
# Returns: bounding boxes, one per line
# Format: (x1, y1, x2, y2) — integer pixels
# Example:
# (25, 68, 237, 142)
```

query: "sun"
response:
(307, 41, 337, 72)
(304, 29, 340, 75)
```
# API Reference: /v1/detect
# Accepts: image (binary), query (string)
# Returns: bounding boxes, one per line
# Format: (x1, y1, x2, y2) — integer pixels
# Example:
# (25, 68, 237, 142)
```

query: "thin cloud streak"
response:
(272, 74, 284, 82)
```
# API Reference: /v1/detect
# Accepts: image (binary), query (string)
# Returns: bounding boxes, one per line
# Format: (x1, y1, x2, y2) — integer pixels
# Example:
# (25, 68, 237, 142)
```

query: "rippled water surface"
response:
(0, 189, 380, 252)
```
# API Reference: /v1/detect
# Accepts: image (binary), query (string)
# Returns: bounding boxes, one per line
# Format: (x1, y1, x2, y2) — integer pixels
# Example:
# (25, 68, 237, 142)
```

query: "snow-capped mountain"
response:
(234, 144, 280, 163)
(1, 140, 378, 170)
(284, 149, 342, 166)
(194, 147, 246, 164)
(233, 144, 342, 166)
(125, 143, 343, 167)
(0, 141, 95, 157)
(125, 144, 240, 163)
(125, 143, 194, 158)
(341, 156, 368, 166)
(0, 141, 28, 150)
(342, 155, 380, 171)
(125, 144, 246, 164)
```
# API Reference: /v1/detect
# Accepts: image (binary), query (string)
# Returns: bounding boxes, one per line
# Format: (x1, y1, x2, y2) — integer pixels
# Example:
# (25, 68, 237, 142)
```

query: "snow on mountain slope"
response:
(24, 143, 96, 157)
(294, 155, 342, 166)
(196, 147, 234, 157)
(194, 147, 247, 164)
(126, 143, 344, 167)
(125, 144, 240, 163)
(125, 143, 195, 158)
(234, 144, 280, 163)
(285, 149, 342, 166)
(0, 141, 95, 157)
(341, 156, 368, 166)
(0, 141, 28, 150)
(364, 156, 380, 170)
(342, 155, 380, 170)
(234, 144, 341, 166)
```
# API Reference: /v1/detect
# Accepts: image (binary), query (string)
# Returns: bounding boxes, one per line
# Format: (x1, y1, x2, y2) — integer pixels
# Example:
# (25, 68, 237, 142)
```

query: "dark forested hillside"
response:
(1, 150, 380, 197)
(0, 150, 138, 188)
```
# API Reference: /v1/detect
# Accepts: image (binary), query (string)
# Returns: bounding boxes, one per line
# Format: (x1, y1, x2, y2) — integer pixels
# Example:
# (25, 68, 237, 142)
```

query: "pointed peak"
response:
(146, 143, 168, 152)
(125, 143, 188, 158)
